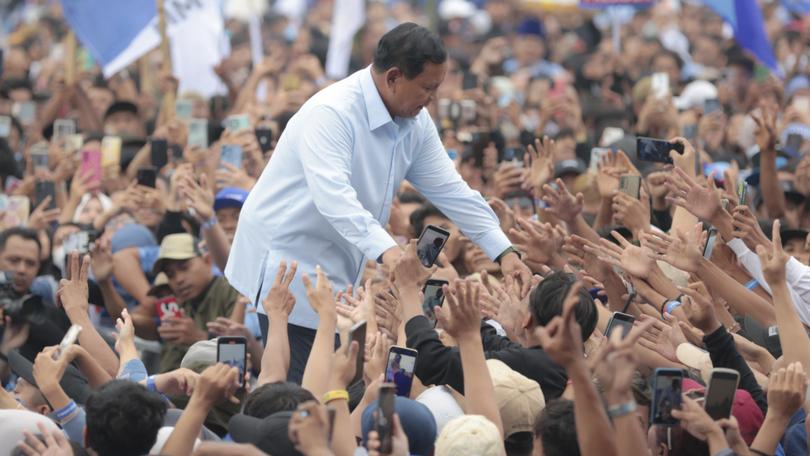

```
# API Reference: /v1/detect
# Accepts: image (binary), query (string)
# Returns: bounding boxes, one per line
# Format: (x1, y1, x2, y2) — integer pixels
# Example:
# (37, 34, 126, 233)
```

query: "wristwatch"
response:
(495, 246, 521, 264)
(607, 400, 637, 419)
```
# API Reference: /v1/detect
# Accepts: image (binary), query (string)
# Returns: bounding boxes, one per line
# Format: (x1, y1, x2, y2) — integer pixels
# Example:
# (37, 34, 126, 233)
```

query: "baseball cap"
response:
(152, 233, 202, 275)
(111, 223, 157, 253)
(103, 100, 139, 120)
(180, 339, 217, 370)
(740, 315, 782, 358)
(228, 411, 300, 456)
(8, 349, 92, 404)
(674, 80, 718, 111)
(214, 187, 249, 211)
(553, 159, 586, 179)
(415, 385, 464, 435)
(362, 396, 437, 456)
(486, 359, 545, 437)
(675, 343, 713, 383)
(434, 415, 506, 456)
(0, 409, 61, 455)
(681, 378, 764, 444)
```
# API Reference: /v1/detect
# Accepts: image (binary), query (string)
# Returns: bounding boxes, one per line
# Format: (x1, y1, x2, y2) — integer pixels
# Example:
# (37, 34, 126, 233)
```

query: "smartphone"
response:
(30, 143, 49, 173)
(53, 118, 76, 141)
(220, 144, 243, 169)
(12, 101, 35, 125)
(217, 336, 248, 387)
(462, 72, 478, 90)
(783, 133, 803, 157)
(651, 72, 670, 99)
(81, 148, 102, 189)
(704, 368, 740, 420)
(416, 225, 450, 268)
(101, 136, 122, 169)
(703, 99, 722, 115)
(136, 167, 157, 188)
(63, 230, 92, 255)
(375, 383, 396, 454)
(385, 346, 418, 397)
(54, 324, 82, 359)
(175, 99, 193, 122)
(188, 119, 208, 149)
(703, 228, 718, 259)
(349, 320, 367, 386)
(619, 174, 641, 199)
(224, 114, 250, 132)
(150, 138, 169, 169)
(422, 279, 448, 317)
(0, 116, 11, 138)
(589, 147, 611, 172)
(34, 181, 56, 210)
(155, 296, 183, 320)
(65, 134, 84, 155)
(460, 99, 476, 122)
(255, 127, 273, 153)
(605, 312, 635, 339)
(600, 127, 625, 147)
(737, 181, 749, 206)
(637, 137, 683, 164)
(651, 368, 683, 425)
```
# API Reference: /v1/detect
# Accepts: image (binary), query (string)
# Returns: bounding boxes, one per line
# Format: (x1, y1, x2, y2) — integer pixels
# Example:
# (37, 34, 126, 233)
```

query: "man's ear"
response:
(385, 67, 403, 89)
(521, 312, 533, 330)
(202, 253, 213, 267)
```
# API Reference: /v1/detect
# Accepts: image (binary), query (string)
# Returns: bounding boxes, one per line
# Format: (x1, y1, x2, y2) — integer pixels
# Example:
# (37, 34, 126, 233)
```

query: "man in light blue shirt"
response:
(226, 23, 530, 381)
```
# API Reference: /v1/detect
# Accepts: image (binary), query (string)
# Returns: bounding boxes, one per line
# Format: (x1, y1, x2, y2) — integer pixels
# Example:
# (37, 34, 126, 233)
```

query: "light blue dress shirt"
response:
(225, 67, 510, 329)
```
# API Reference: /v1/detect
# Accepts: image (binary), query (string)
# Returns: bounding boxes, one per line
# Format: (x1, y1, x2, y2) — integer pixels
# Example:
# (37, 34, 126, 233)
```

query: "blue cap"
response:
(517, 18, 544, 39)
(214, 187, 249, 211)
(362, 397, 437, 455)
(111, 223, 157, 253)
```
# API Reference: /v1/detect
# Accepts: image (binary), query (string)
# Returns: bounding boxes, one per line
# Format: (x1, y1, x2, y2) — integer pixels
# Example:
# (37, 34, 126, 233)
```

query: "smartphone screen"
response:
(422, 279, 448, 316)
(255, 127, 273, 153)
(224, 114, 250, 132)
(34, 181, 56, 210)
(53, 118, 76, 141)
(0, 116, 10, 138)
(137, 167, 157, 188)
(703, 228, 718, 259)
(175, 99, 193, 121)
(63, 231, 91, 255)
(704, 99, 722, 115)
(54, 324, 82, 359)
(784, 133, 803, 157)
(376, 383, 396, 454)
(605, 312, 635, 339)
(81, 148, 102, 189)
(460, 99, 476, 122)
(737, 181, 749, 206)
(416, 225, 450, 268)
(349, 320, 367, 386)
(385, 346, 418, 397)
(13, 101, 36, 125)
(589, 147, 611, 171)
(217, 336, 247, 387)
(651, 72, 670, 98)
(188, 119, 208, 149)
(637, 137, 682, 164)
(150, 139, 169, 169)
(651, 368, 683, 425)
(619, 174, 641, 199)
(600, 127, 624, 147)
(101, 136, 122, 169)
(462, 72, 478, 90)
(704, 369, 740, 420)
(220, 144, 243, 169)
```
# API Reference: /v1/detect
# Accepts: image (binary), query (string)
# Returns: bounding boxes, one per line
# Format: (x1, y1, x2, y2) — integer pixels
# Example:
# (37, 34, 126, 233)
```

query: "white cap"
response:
(674, 80, 718, 111)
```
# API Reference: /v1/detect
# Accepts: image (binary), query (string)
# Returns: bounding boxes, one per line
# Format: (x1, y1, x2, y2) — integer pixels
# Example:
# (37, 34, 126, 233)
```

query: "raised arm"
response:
(258, 260, 297, 385)
(301, 265, 338, 400)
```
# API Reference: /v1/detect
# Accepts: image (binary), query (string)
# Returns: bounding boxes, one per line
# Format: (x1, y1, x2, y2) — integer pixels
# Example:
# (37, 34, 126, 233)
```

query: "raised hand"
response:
(193, 363, 241, 405)
(534, 280, 586, 369)
(435, 279, 481, 340)
(591, 318, 655, 397)
(89, 236, 115, 283)
(641, 224, 705, 273)
(678, 283, 721, 334)
(488, 197, 516, 234)
(671, 395, 725, 443)
(26, 196, 60, 231)
(542, 178, 584, 224)
(752, 107, 778, 154)
(17, 422, 73, 456)
(596, 151, 623, 198)
(522, 136, 555, 191)
(562, 235, 612, 283)
(665, 166, 724, 222)
(390, 239, 436, 290)
(732, 205, 772, 252)
(509, 217, 564, 269)
(302, 265, 336, 318)
(288, 401, 332, 455)
(756, 220, 789, 286)
(612, 191, 650, 236)
(263, 260, 297, 319)
(57, 252, 90, 318)
(373, 290, 402, 342)
(583, 231, 656, 279)
(668, 137, 698, 177)
(765, 362, 807, 422)
(646, 171, 670, 210)
(114, 308, 136, 355)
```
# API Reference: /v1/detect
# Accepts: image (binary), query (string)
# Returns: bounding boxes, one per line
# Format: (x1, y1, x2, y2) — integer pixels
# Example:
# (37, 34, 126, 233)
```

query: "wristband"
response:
(201, 216, 218, 231)
(321, 389, 349, 404)
(745, 278, 759, 290)
(54, 401, 78, 421)
(146, 375, 158, 393)
(665, 300, 683, 315)
(495, 246, 521, 264)
(607, 400, 637, 419)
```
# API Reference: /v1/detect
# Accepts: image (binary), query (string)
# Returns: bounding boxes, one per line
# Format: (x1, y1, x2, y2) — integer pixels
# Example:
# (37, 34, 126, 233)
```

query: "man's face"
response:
(14, 377, 50, 414)
(216, 207, 241, 244)
(163, 256, 213, 302)
(88, 87, 114, 119)
(0, 235, 40, 293)
(104, 111, 142, 137)
(387, 62, 447, 118)
(423, 215, 461, 263)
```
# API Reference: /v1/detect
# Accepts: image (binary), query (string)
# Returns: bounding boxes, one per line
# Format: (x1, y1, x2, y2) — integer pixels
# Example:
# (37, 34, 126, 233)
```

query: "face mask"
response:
(52, 246, 66, 275)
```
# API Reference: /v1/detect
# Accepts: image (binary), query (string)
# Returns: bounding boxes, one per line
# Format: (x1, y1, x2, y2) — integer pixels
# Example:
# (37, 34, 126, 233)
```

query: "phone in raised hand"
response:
(704, 368, 739, 420)
(54, 324, 82, 359)
(416, 225, 450, 268)
(651, 368, 683, 425)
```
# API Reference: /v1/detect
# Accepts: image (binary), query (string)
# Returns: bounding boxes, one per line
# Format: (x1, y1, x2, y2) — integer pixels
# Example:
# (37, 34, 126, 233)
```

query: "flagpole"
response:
(157, 0, 176, 122)
(65, 31, 77, 85)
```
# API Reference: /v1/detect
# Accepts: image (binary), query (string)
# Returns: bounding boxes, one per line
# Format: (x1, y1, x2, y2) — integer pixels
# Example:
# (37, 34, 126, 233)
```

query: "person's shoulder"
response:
(209, 276, 241, 301)
(303, 72, 364, 117)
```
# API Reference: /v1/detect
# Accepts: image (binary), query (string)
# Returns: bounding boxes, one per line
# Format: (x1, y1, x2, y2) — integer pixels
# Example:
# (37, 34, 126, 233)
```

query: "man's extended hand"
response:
(158, 317, 207, 346)
(500, 251, 532, 297)
(390, 240, 435, 290)
(57, 252, 90, 319)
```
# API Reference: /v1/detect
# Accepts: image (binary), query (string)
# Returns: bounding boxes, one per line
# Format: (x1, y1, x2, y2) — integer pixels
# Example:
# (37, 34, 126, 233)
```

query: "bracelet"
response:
(54, 401, 78, 421)
(607, 400, 637, 419)
(745, 278, 759, 290)
(321, 389, 349, 404)
(665, 300, 683, 315)
(201, 216, 218, 231)
(495, 246, 521, 264)
(146, 375, 158, 392)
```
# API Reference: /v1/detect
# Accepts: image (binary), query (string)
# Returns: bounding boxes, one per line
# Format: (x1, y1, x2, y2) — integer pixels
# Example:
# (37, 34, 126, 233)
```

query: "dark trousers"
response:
(258, 313, 340, 384)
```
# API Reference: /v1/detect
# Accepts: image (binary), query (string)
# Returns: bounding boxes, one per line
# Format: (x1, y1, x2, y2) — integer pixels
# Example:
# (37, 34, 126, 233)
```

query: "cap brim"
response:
(8, 349, 92, 404)
(8, 350, 36, 387)
(152, 254, 197, 276)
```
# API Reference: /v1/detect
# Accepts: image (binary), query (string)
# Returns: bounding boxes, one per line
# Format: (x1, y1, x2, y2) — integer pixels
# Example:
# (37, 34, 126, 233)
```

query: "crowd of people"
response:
(1, 0, 810, 455)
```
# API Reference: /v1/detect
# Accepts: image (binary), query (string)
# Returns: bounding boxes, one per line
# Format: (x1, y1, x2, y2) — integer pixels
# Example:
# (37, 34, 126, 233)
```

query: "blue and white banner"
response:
(61, 0, 228, 98)
(702, 0, 779, 75)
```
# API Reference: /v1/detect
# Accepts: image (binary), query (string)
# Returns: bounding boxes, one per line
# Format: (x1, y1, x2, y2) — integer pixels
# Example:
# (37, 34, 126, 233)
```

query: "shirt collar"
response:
(360, 66, 394, 131)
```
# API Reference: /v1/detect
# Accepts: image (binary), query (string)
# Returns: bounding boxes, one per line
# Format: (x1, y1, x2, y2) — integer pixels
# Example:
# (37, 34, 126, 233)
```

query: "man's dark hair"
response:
(534, 399, 579, 456)
(654, 49, 684, 71)
(243, 382, 316, 419)
(409, 203, 448, 238)
(372, 22, 447, 79)
(0, 227, 41, 256)
(85, 380, 167, 456)
(398, 191, 425, 205)
(528, 271, 597, 341)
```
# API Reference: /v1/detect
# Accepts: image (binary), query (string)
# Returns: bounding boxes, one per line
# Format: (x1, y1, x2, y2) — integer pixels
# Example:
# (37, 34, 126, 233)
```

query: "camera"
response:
(0, 272, 46, 326)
